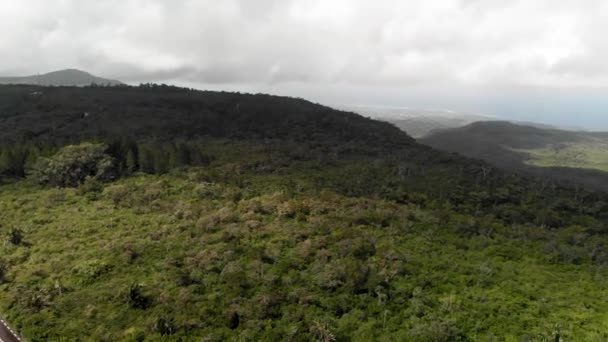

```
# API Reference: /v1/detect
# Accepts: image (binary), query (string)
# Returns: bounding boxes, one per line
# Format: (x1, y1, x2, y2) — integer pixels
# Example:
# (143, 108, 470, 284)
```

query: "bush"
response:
(408, 317, 460, 342)
(152, 317, 177, 335)
(126, 283, 151, 309)
(30, 143, 118, 187)
(72, 261, 112, 284)
(0, 261, 7, 283)
(7, 228, 24, 245)
(45, 188, 67, 207)
(103, 184, 132, 206)
(76, 176, 104, 199)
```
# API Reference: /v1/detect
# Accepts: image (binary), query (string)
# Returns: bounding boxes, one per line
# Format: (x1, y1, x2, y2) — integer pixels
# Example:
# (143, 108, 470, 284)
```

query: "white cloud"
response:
(1, 0, 608, 129)
(0, 0, 605, 87)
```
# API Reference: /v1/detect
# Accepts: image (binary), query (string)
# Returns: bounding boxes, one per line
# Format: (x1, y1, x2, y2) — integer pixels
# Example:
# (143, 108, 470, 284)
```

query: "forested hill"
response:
(421, 121, 608, 191)
(0, 84, 413, 148)
(0, 83, 606, 201)
(2, 84, 608, 340)
(0, 69, 123, 87)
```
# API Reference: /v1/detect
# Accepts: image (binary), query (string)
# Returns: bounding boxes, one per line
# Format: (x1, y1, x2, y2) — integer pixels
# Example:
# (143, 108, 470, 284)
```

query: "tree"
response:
(0, 147, 28, 177)
(173, 143, 191, 167)
(125, 148, 138, 173)
(153, 147, 170, 174)
(30, 143, 117, 187)
(137, 145, 156, 174)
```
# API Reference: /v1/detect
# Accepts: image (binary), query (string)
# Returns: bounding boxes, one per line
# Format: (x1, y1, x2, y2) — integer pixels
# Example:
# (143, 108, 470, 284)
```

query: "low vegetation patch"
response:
(521, 141, 608, 172)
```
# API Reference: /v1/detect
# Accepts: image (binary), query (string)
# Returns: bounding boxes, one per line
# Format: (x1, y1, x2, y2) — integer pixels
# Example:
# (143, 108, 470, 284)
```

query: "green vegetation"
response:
(0, 142, 606, 340)
(29, 143, 117, 186)
(421, 121, 608, 191)
(0, 85, 608, 340)
(520, 141, 608, 172)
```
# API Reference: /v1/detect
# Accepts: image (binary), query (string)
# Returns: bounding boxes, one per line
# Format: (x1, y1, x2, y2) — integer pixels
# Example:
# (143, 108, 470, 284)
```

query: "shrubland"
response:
(0, 85, 607, 340)
(0, 142, 606, 340)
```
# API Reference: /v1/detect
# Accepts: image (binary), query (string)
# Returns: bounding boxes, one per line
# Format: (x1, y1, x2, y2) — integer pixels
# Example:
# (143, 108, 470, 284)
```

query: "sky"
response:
(1, 0, 608, 129)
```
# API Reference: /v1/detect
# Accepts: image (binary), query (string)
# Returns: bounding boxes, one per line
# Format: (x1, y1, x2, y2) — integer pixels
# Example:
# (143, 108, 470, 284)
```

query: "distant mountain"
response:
(0, 69, 123, 86)
(340, 105, 495, 138)
(390, 115, 489, 138)
(421, 121, 608, 191)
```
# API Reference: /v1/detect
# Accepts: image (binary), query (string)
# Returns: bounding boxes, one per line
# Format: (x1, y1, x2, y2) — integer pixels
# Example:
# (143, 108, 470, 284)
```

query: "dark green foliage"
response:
(0, 146, 30, 177)
(310, 320, 336, 342)
(30, 143, 117, 187)
(137, 145, 156, 174)
(126, 283, 150, 309)
(0, 84, 413, 150)
(421, 121, 608, 191)
(153, 317, 177, 336)
(125, 149, 137, 173)
(0, 85, 607, 341)
(76, 176, 104, 199)
(1, 160, 608, 340)
(7, 228, 23, 245)
(0, 261, 7, 283)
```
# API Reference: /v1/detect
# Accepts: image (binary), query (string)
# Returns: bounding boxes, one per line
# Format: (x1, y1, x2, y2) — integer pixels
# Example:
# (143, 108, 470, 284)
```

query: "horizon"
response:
(3, 67, 607, 132)
(3, 2, 608, 340)
(2, 1, 608, 129)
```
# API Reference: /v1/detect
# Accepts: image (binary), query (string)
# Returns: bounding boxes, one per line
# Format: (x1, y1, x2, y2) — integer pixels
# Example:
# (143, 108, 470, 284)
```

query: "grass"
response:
(519, 140, 608, 172)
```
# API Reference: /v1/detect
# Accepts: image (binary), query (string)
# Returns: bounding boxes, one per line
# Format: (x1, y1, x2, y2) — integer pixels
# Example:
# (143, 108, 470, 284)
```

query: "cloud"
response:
(0, 0, 606, 87)
(1, 0, 608, 128)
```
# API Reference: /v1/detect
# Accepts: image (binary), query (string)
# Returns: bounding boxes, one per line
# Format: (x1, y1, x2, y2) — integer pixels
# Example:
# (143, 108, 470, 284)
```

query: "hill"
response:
(1, 85, 608, 340)
(341, 106, 493, 138)
(0, 84, 410, 146)
(421, 121, 608, 190)
(0, 69, 123, 87)
(389, 116, 482, 138)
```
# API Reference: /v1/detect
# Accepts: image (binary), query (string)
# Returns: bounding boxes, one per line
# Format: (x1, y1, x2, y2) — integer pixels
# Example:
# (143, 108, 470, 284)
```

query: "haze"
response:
(2, 0, 607, 129)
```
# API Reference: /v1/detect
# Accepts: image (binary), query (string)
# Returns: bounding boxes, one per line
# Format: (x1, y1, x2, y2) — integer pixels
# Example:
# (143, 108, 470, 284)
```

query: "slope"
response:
(341, 105, 493, 138)
(421, 121, 608, 191)
(0, 69, 123, 87)
(0, 85, 607, 340)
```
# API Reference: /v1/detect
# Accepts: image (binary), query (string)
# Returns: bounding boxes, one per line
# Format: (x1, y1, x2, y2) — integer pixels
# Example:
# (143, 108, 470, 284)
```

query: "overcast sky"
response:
(2, 0, 608, 129)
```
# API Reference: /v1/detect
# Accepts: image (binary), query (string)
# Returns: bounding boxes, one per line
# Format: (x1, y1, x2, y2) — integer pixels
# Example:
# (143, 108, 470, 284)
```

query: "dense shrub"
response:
(126, 283, 151, 309)
(0, 261, 7, 283)
(7, 228, 24, 245)
(30, 143, 117, 187)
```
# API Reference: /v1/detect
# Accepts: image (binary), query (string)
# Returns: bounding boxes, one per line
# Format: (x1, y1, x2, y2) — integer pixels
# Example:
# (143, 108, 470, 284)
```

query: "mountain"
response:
(389, 115, 486, 138)
(340, 105, 495, 138)
(1, 84, 608, 340)
(421, 120, 608, 190)
(0, 84, 413, 148)
(0, 69, 123, 86)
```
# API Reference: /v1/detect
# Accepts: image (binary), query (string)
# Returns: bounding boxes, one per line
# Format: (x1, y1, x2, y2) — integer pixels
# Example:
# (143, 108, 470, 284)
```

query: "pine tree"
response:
(175, 143, 191, 167)
(0, 147, 28, 177)
(153, 147, 169, 174)
(126, 149, 138, 174)
(24, 145, 41, 171)
(138, 145, 156, 174)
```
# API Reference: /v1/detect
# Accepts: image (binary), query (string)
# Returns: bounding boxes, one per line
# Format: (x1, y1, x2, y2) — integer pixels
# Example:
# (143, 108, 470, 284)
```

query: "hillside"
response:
(0, 69, 123, 87)
(0, 84, 410, 146)
(1, 85, 608, 340)
(421, 121, 608, 191)
(341, 106, 493, 138)
(388, 116, 479, 138)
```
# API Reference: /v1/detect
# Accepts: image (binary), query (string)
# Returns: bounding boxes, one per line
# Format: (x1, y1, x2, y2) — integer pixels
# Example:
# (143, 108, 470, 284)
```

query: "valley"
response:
(421, 121, 608, 191)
